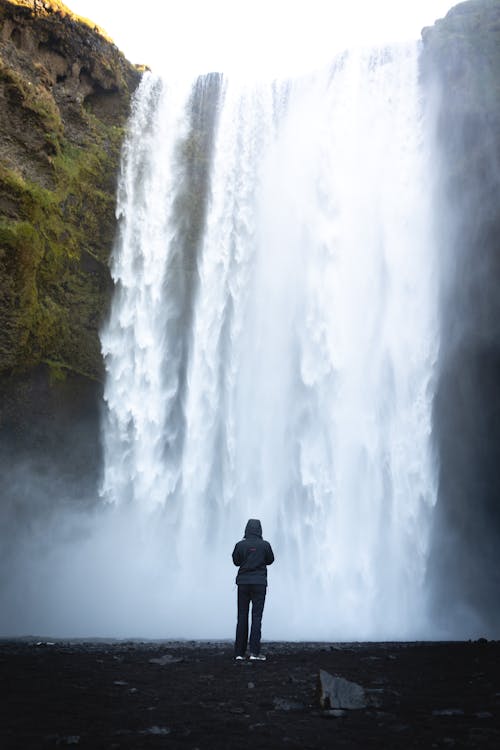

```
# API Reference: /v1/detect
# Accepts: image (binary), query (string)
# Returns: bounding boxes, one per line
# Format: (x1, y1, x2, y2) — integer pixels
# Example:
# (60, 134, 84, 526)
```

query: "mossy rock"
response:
(0, 0, 141, 384)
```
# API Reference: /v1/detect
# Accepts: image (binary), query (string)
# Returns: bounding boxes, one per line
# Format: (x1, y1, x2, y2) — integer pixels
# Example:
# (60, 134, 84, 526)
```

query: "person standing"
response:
(232, 518, 274, 661)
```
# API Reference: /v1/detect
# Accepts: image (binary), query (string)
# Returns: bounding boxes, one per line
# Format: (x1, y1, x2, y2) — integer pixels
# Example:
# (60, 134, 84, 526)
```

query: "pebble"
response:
(139, 726, 170, 735)
(149, 654, 182, 666)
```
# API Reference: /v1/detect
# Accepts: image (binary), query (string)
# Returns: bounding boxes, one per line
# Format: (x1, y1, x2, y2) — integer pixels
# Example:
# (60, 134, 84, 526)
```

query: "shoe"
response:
(249, 654, 266, 661)
(235, 655, 245, 661)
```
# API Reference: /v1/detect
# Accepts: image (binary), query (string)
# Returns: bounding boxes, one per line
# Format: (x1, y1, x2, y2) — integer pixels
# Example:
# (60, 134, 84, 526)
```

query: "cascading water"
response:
(100, 42, 438, 640)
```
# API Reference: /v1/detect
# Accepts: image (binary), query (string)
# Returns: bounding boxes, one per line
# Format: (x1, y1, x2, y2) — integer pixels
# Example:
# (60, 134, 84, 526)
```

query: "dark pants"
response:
(234, 583, 267, 657)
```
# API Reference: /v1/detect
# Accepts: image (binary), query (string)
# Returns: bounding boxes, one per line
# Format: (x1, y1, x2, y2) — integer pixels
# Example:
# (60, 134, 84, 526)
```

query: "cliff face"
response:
(421, 0, 500, 633)
(0, 0, 140, 479)
(0, 0, 140, 380)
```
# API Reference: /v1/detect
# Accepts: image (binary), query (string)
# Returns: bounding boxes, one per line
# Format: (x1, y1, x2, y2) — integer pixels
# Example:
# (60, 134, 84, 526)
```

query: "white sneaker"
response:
(235, 655, 245, 661)
(249, 654, 266, 661)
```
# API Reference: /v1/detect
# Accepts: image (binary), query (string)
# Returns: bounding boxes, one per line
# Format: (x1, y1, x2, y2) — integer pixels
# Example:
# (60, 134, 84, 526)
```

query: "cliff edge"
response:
(0, 0, 141, 382)
(421, 0, 500, 633)
(0, 0, 141, 477)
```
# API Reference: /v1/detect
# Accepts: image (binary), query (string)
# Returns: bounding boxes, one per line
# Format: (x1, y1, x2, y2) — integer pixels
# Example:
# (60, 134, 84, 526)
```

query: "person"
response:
(232, 518, 274, 661)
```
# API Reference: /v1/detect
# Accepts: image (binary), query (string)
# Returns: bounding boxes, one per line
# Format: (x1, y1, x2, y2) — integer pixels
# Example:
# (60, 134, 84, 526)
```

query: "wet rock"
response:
(318, 670, 367, 709)
(432, 709, 464, 716)
(139, 726, 170, 735)
(149, 654, 182, 666)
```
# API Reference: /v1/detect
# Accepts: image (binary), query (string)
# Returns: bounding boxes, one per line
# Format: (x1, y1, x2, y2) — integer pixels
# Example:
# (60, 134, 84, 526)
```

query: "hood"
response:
(244, 519, 262, 538)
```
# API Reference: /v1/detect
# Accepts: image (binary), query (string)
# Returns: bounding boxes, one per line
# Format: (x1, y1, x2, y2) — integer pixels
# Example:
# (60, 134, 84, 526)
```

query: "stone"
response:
(139, 726, 170, 736)
(318, 669, 367, 710)
(149, 654, 182, 666)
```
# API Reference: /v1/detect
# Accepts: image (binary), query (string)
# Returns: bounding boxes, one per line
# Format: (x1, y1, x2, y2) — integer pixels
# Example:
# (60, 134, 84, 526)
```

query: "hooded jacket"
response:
(232, 519, 274, 585)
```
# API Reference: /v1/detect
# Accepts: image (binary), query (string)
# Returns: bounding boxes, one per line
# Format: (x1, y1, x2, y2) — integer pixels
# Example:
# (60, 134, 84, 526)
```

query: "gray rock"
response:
(139, 726, 170, 735)
(149, 654, 182, 666)
(318, 670, 367, 709)
(432, 708, 464, 716)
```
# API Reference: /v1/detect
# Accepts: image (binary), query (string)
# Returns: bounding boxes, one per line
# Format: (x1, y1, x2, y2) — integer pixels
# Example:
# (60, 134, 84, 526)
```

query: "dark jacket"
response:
(232, 519, 274, 585)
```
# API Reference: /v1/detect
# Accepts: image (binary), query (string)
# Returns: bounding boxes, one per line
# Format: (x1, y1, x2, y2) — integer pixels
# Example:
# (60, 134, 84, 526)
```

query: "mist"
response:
(2, 2, 500, 643)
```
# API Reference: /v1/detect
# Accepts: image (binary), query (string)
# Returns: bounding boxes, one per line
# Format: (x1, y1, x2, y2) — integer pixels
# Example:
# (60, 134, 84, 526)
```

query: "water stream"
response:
(100, 43, 438, 639)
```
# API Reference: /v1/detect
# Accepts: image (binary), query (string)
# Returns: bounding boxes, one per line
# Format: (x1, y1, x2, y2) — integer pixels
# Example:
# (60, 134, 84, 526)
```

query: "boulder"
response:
(318, 669, 367, 710)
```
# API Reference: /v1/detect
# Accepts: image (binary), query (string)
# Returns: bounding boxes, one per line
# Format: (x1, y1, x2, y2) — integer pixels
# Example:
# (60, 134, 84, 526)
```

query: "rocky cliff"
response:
(421, 0, 500, 633)
(0, 0, 140, 477)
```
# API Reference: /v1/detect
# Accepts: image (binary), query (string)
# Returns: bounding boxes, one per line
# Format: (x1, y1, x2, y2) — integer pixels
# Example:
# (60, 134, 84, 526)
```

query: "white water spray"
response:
(101, 43, 438, 640)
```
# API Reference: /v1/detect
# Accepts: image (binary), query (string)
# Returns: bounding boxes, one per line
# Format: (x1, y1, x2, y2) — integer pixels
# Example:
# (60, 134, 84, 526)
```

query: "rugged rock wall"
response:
(421, 0, 500, 633)
(0, 0, 140, 481)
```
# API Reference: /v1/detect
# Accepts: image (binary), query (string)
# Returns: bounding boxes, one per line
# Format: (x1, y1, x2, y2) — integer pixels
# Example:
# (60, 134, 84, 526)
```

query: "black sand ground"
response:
(1, 639, 499, 749)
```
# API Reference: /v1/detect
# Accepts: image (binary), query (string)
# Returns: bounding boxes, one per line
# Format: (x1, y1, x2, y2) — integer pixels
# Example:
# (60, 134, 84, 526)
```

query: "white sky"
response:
(67, 0, 455, 79)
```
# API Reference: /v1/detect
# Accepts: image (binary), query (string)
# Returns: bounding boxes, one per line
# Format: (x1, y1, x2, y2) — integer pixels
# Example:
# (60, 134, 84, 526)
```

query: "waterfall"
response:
(100, 42, 438, 640)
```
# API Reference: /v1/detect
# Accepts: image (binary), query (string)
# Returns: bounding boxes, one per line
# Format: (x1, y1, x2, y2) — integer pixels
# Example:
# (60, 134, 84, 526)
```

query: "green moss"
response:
(0, 0, 141, 382)
(7, 0, 115, 43)
(44, 360, 68, 384)
(0, 58, 63, 135)
(0, 101, 122, 379)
